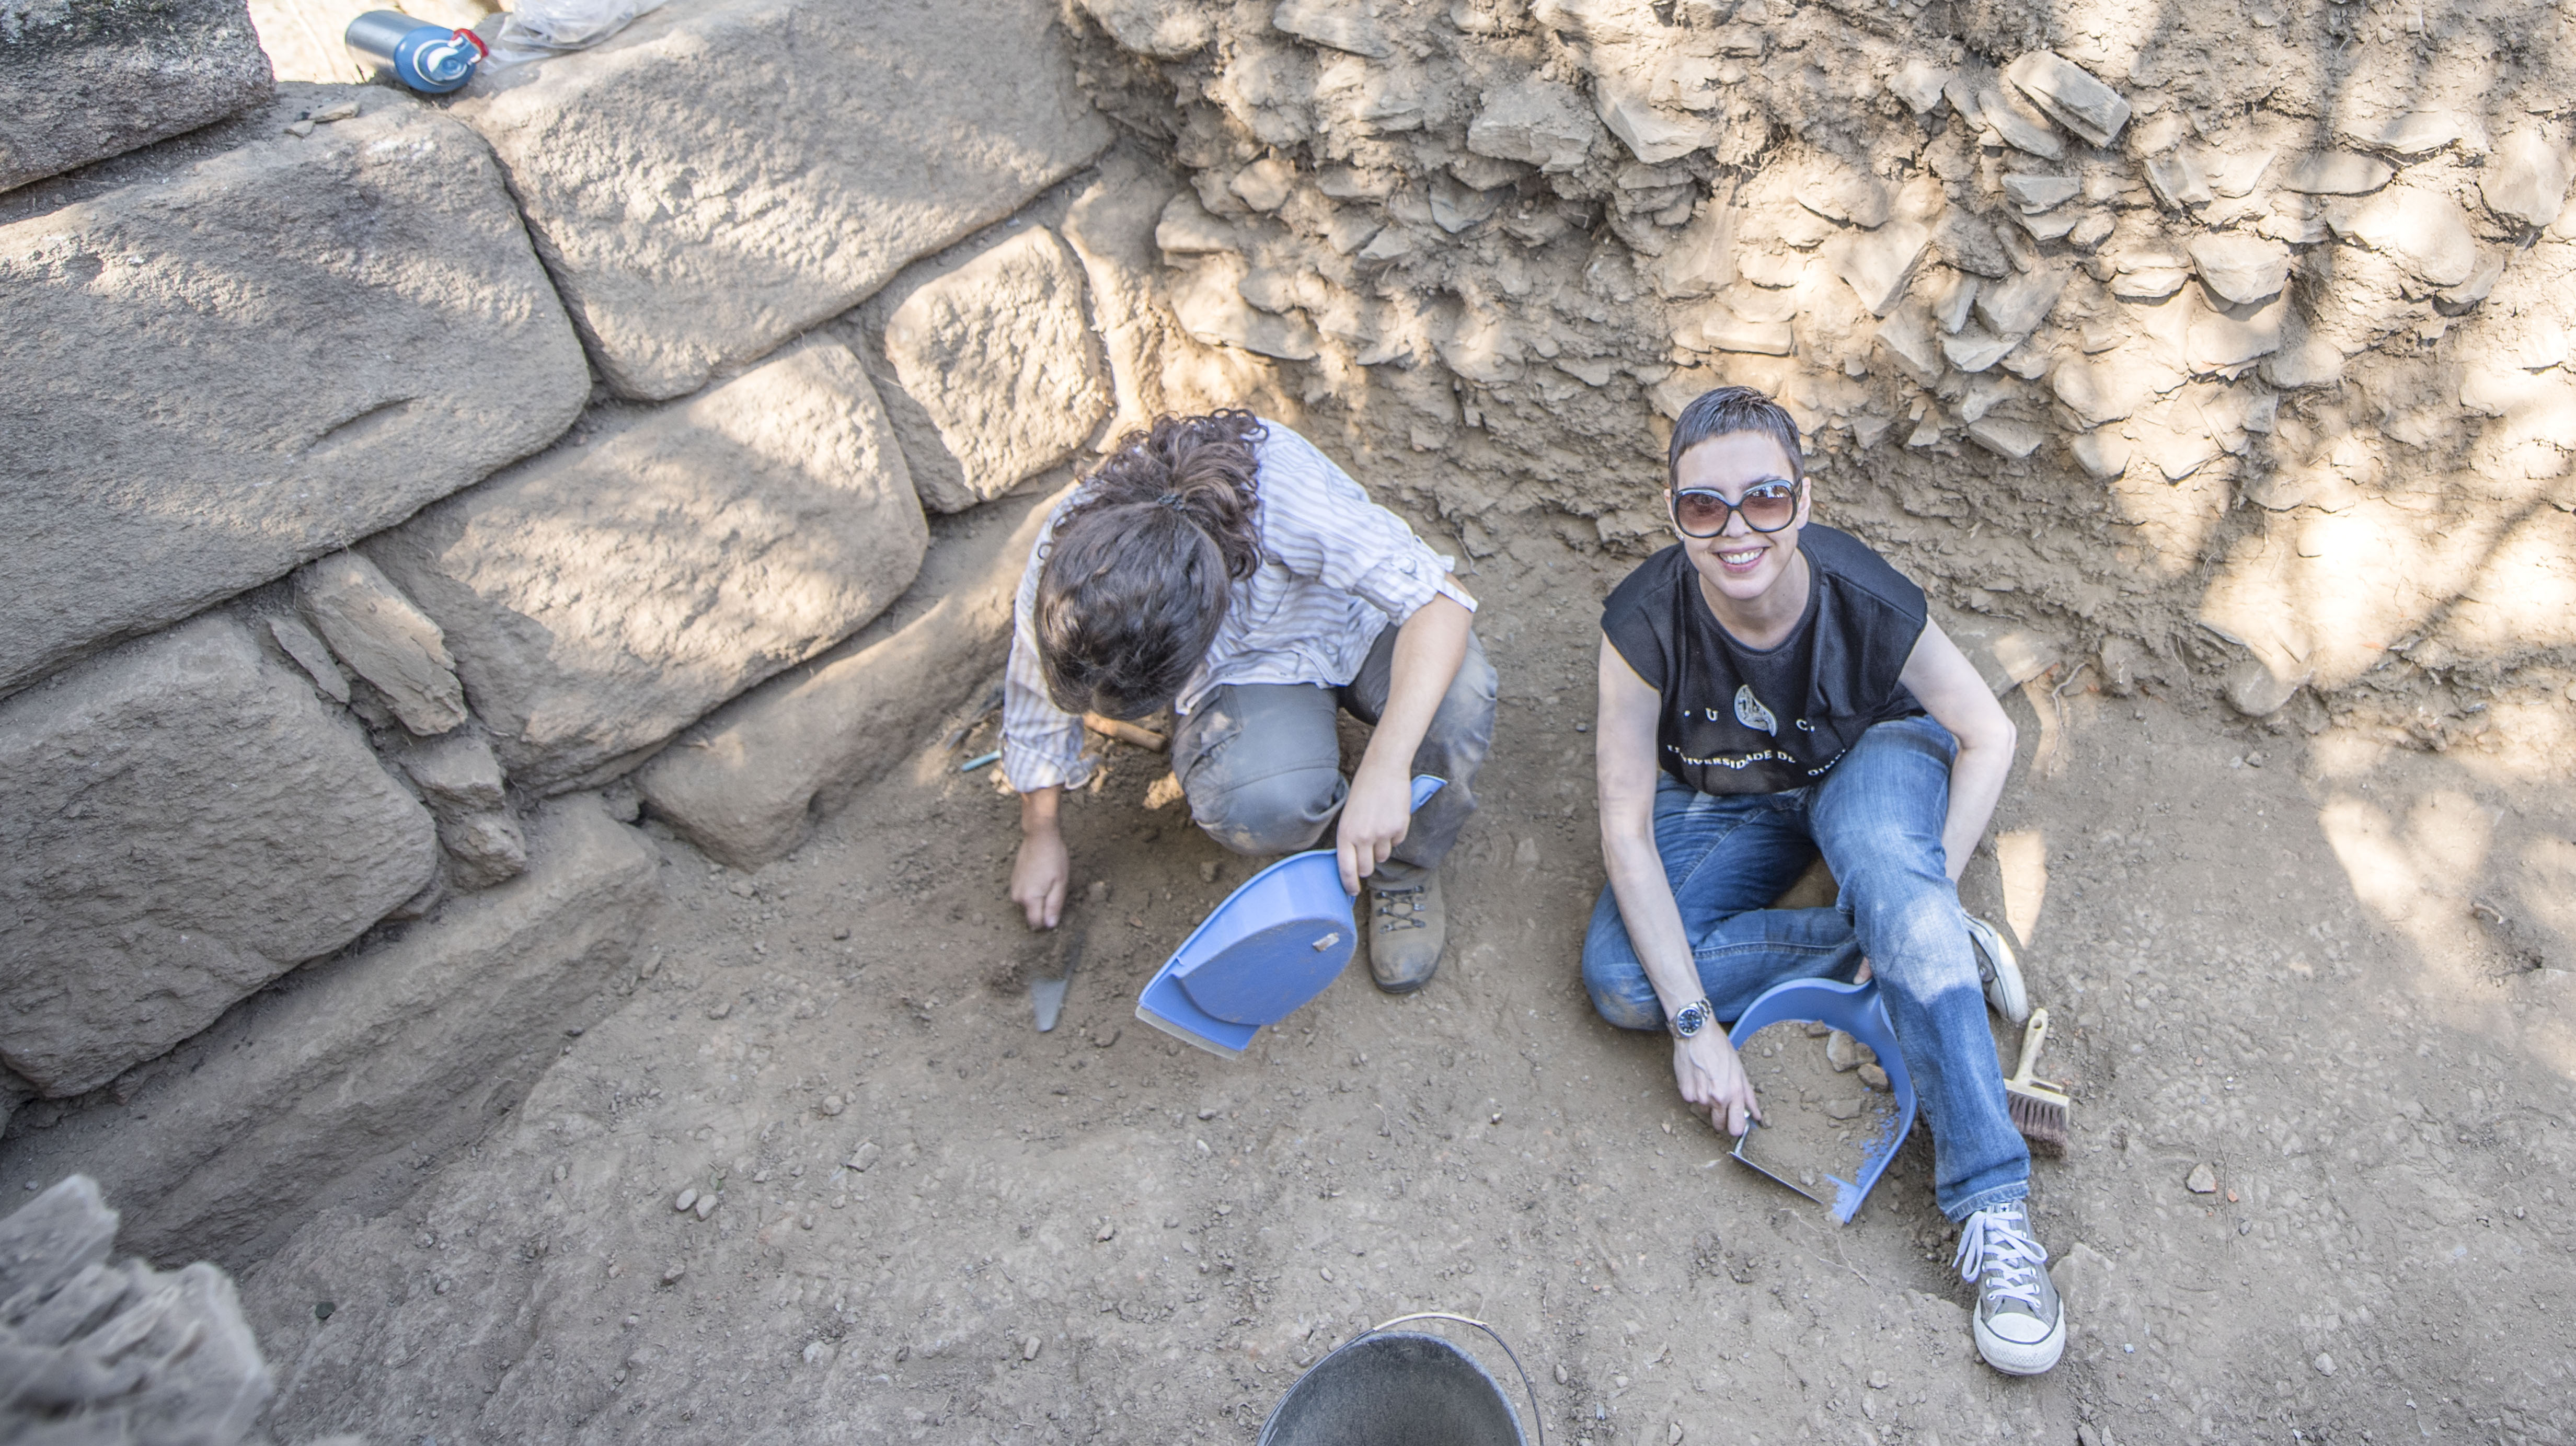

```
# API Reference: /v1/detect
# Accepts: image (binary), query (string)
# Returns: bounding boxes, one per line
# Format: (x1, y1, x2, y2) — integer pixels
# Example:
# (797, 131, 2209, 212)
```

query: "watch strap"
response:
(1670, 997, 1715, 1038)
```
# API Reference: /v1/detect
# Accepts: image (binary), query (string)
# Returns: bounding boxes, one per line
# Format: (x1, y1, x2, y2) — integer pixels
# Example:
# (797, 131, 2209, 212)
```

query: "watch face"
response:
(1674, 1003, 1708, 1037)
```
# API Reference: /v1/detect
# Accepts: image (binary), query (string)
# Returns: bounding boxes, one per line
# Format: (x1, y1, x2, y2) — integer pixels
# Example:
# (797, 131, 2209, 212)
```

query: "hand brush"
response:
(2004, 1007, 2071, 1156)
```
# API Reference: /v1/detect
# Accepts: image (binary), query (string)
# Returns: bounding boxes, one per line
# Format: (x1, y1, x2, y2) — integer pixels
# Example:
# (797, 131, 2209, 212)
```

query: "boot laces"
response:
(1953, 1206, 2050, 1314)
(1372, 883, 1427, 930)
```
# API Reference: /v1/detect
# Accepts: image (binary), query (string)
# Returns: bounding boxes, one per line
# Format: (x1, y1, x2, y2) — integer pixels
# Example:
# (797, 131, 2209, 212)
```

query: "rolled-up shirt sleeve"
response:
(1255, 425, 1477, 625)
(1000, 506, 1094, 793)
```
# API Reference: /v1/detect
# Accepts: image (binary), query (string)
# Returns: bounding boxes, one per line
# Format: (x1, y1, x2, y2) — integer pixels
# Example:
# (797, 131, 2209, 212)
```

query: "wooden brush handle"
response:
(2012, 1007, 2052, 1083)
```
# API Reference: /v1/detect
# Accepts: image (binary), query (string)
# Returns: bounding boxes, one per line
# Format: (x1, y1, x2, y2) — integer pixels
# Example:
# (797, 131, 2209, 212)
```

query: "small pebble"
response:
(1087, 881, 1111, 903)
(1215, 1203, 1233, 1216)
(2185, 1162, 2220, 1194)
(1199, 861, 1218, 882)
(315, 1301, 336, 1321)
(832, 927, 851, 941)
(1823, 1097, 1863, 1121)
(1803, 1021, 1835, 1037)
(707, 999, 733, 1020)
(1022, 1335, 1044, 1361)
(694, 1195, 716, 1220)
(1093, 1027, 1121, 1049)
(2313, 1352, 2336, 1376)
(820, 1094, 846, 1117)
(661, 1265, 686, 1285)
(672, 1188, 698, 1212)
(1321, 1266, 1335, 1282)
(802, 1339, 835, 1366)
(312, 99, 360, 121)
(848, 1142, 880, 1172)
(1198, 1107, 1218, 1120)
(799, 1212, 816, 1230)
(1858, 1063, 1891, 1091)
(1096, 1221, 1117, 1242)
(1868, 1370, 1888, 1389)
(1555, 1361, 1569, 1385)
(284, 118, 316, 137)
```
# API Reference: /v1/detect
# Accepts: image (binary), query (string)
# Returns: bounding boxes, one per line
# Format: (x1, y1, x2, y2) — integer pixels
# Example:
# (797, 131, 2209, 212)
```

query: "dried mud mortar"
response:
(233, 525, 2576, 1445)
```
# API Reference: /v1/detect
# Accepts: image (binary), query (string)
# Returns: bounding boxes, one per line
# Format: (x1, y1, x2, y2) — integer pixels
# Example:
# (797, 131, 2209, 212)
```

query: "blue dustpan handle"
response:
(1407, 774, 1446, 812)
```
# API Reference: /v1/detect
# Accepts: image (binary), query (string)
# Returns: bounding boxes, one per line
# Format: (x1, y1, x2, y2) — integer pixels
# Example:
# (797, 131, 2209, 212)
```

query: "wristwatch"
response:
(1669, 998, 1715, 1039)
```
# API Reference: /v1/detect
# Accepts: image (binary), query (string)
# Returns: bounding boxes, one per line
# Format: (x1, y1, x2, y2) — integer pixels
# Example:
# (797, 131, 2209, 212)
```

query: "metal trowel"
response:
(1031, 923, 1085, 1032)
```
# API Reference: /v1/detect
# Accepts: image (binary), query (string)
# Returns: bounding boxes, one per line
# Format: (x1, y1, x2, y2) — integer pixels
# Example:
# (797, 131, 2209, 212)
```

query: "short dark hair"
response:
(1666, 385, 1806, 488)
(1034, 411, 1267, 721)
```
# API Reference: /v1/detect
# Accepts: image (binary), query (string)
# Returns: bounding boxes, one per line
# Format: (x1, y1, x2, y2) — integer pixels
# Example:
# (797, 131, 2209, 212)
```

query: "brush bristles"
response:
(2007, 1088, 2069, 1156)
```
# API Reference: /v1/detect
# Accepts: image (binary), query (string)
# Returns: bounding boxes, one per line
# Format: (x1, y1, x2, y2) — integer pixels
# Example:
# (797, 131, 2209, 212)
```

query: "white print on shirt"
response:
(1668, 742, 1853, 779)
(1732, 685, 1777, 736)
(1671, 744, 1796, 771)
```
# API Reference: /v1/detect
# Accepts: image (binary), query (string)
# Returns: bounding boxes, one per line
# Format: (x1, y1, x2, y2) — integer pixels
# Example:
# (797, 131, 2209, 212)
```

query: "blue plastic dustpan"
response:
(1136, 776, 1445, 1058)
(1726, 976, 1918, 1224)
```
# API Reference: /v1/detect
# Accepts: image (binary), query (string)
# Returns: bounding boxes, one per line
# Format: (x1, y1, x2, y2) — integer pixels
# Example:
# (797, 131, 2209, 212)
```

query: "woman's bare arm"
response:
(1596, 635, 1763, 1136)
(1897, 622, 2019, 880)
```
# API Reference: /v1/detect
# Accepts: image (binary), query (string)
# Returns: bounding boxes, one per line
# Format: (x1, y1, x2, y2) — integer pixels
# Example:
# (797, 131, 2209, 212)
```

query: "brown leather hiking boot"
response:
(1366, 872, 1445, 993)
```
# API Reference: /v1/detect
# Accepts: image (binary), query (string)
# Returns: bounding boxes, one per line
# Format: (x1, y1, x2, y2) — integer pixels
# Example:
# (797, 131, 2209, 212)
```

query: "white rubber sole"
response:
(1973, 1306, 2067, 1376)
(1966, 915, 2031, 1023)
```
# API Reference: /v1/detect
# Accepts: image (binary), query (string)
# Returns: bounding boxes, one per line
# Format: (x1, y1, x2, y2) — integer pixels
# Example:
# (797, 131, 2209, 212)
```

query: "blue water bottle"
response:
(343, 10, 487, 94)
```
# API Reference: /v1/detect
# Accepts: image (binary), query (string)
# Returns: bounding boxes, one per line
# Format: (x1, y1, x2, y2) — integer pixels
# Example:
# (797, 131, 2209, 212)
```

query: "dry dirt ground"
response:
(235, 503, 2576, 1446)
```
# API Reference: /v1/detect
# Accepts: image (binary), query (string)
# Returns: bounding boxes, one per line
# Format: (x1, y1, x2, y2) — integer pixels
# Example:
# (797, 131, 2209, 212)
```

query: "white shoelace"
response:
(1953, 1207, 2051, 1313)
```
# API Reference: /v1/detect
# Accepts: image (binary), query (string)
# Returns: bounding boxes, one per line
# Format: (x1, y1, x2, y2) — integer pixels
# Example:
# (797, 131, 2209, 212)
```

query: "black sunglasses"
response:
(1671, 479, 1801, 538)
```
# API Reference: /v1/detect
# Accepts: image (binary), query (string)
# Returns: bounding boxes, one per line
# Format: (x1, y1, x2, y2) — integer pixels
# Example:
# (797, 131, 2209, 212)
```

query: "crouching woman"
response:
(1584, 386, 2065, 1376)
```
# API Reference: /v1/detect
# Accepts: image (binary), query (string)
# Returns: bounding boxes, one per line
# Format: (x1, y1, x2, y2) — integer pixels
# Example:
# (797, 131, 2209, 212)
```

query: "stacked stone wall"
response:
(0, 0, 1248, 1266)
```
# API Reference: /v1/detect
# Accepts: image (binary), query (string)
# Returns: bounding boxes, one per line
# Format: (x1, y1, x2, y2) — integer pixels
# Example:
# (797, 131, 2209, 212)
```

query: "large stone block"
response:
(878, 226, 1110, 513)
(0, 796, 661, 1265)
(0, 0, 273, 193)
(0, 86, 589, 695)
(636, 481, 1069, 869)
(367, 341, 930, 794)
(0, 614, 439, 1098)
(446, 0, 1111, 400)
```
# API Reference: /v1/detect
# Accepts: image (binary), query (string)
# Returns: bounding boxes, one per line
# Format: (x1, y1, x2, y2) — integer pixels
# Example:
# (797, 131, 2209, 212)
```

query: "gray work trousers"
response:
(1170, 622, 1497, 886)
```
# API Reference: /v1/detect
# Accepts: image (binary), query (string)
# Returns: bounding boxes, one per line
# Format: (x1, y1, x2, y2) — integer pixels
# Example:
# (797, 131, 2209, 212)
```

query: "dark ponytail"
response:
(1034, 411, 1267, 720)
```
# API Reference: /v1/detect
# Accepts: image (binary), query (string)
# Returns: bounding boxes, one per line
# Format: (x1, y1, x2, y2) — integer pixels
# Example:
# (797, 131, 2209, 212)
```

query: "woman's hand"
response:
(1335, 761, 1412, 894)
(1011, 785, 1068, 929)
(1675, 1031, 1763, 1137)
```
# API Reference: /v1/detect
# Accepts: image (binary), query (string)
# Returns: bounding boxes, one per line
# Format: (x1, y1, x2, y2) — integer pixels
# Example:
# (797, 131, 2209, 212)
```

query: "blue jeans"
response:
(1580, 715, 2029, 1220)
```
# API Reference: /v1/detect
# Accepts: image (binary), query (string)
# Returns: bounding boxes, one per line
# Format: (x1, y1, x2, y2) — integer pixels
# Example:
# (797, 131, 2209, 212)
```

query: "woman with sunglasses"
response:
(1582, 386, 2063, 1376)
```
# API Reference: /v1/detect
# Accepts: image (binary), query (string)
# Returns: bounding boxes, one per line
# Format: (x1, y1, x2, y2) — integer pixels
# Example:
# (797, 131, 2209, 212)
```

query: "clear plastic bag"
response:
(486, 0, 666, 65)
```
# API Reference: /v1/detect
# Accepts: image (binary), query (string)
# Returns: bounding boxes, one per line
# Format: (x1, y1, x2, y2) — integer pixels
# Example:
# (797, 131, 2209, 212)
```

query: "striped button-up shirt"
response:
(1001, 421, 1474, 792)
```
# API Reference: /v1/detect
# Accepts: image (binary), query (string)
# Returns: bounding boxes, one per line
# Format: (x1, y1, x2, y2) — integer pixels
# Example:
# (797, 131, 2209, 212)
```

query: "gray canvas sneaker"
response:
(1965, 913, 2031, 1023)
(1953, 1199, 2066, 1375)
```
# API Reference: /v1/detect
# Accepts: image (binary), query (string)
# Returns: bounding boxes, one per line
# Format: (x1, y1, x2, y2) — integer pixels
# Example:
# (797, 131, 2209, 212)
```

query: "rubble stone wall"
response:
(1063, 0, 2576, 755)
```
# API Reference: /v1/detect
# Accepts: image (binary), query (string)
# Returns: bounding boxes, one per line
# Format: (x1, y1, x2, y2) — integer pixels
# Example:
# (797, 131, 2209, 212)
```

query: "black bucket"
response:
(1258, 1313, 1543, 1446)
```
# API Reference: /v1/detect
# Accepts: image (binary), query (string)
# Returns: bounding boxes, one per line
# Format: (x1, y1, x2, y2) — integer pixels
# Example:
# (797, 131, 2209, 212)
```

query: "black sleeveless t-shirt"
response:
(1600, 525, 1928, 795)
